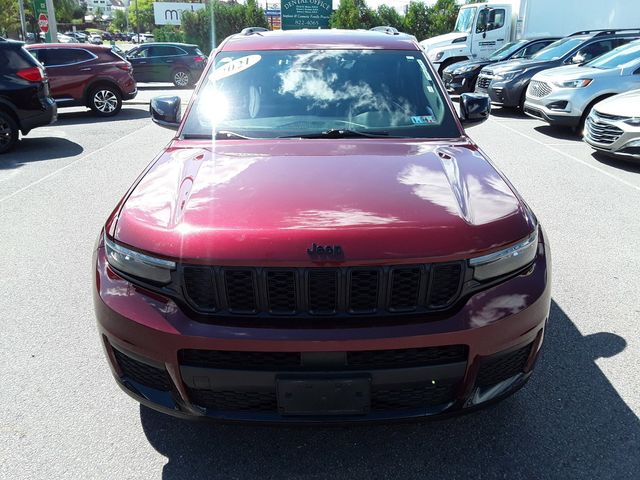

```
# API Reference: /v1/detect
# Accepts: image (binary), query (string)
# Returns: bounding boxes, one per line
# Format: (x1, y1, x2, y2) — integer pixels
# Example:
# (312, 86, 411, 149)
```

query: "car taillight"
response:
(117, 63, 132, 71)
(16, 66, 45, 82)
(193, 56, 205, 62)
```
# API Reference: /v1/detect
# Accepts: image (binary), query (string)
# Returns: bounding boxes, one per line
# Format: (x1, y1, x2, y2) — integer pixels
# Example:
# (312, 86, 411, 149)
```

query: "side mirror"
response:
(150, 96, 181, 130)
(459, 93, 491, 127)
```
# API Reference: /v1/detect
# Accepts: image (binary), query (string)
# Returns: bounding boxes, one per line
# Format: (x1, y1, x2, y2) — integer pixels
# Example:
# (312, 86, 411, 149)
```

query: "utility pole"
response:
(136, 0, 140, 34)
(18, 0, 27, 41)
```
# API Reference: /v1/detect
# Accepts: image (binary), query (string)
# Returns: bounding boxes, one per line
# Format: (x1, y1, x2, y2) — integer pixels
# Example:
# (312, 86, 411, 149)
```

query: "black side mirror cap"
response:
(150, 96, 181, 130)
(459, 93, 491, 127)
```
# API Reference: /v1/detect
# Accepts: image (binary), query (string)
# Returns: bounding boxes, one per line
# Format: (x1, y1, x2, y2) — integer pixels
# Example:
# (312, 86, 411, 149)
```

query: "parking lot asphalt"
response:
(0, 90, 638, 479)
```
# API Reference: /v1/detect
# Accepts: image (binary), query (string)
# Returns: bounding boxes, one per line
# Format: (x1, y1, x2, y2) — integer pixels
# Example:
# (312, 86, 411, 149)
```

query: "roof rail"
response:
(570, 28, 640, 37)
(240, 27, 269, 36)
(370, 26, 399, 35)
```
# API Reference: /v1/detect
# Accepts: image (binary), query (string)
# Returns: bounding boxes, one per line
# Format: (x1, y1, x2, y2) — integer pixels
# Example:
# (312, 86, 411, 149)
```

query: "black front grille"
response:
(372, 380, 458, 409)
(476, 343, 532, 387)
(182, 263, 464, 316)
(188, 388, 277, 411)
(179, 345, 467, 371)
(113, 348, 171, 391)
(476, 75, 491, 89)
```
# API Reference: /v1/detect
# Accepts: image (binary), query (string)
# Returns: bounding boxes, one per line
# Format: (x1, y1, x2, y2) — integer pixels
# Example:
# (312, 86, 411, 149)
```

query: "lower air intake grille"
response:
(113, 348, 171, 391)
(372, 380, 458, 409)
(187, 388, 277, 411)
(476, 343, 533, 387)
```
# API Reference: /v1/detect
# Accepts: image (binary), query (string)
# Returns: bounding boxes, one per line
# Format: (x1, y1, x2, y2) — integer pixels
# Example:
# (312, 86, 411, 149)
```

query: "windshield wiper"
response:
(182, 131, 255, 140)
(279, 129, 390, 139)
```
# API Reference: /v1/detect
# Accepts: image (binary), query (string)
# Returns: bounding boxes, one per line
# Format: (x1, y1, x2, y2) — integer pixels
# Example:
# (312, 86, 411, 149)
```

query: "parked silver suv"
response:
(524, 40, 640, 129)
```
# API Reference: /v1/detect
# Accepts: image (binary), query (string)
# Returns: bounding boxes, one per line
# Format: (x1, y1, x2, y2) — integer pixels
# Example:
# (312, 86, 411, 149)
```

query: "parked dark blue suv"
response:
(126, 43, 207, 87)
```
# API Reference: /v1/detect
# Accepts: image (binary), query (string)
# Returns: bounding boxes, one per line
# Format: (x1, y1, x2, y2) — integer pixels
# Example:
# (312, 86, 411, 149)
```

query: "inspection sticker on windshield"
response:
(411, 115, 435, 125)
(214, 55, 261, 81)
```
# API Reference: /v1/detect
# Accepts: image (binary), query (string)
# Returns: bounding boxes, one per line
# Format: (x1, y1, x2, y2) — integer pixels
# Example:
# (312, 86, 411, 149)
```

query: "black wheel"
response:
(172, 69, 191, 88)
(89, 85, 122, 117)
(0, 111, 19, 155)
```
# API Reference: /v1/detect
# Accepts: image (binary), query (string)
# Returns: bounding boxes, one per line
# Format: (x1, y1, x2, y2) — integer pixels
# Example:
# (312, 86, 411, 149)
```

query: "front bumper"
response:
(443, 70, 477, 95)
(476, 74, 528, 108)
(94, 230, 551, 423)
(523, 86, 594, 127)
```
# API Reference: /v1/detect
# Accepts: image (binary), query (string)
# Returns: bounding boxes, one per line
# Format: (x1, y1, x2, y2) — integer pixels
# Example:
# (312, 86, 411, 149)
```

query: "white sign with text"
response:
(153, 2, 205, 26)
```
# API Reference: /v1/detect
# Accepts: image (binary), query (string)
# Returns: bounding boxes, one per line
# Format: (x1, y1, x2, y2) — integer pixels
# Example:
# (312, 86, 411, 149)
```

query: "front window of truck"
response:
(182, 49, 459, 139)
(454, 7, 476, 34)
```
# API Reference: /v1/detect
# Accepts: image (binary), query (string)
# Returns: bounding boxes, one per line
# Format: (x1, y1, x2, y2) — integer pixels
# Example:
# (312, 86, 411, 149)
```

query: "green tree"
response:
(427, 0, 460, 37)
(94, 6, 104, 21)
(329, 0, 379, 30)
(128, 0, 155, 32)
(404, 1, 430, 40)
(112, 9, 128, 32)
(54, 0, 79, 23)
(376, 5, 402, 30)
(0, 0, 20, 36)
(154, 25, 185, 42)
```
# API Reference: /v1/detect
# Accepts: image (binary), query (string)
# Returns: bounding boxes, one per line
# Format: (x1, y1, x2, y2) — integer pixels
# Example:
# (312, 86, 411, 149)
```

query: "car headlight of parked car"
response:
(552, 79, 592, 88)
(104, 234, 175, 284)
(494, 69, 523, 81)
(469, 229, 538, 281)
(453, 64, 479, 75)
(623, 117, 640, 126)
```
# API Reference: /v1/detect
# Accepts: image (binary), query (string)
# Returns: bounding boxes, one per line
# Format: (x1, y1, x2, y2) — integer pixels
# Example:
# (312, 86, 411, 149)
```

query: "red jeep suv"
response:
(25, 43, 136, 117)
(94, 28, 551, 423)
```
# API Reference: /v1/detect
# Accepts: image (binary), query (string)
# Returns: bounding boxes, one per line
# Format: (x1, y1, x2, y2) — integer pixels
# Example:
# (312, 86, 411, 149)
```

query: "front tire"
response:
(172, 69, 191, 88)
(89, 86, 122, 117)
(0, 111, 19, 154)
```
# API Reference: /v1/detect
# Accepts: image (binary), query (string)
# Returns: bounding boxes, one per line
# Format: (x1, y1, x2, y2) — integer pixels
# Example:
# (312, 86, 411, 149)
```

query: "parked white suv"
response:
(584, 89, 640, 160)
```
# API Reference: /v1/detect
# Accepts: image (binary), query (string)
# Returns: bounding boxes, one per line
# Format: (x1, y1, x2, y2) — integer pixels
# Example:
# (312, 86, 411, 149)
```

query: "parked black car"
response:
(443, 37, 558, 95)
(0, 38, 56, 154)
(476, 29, 640, 109)
(126, 43, 207, 87)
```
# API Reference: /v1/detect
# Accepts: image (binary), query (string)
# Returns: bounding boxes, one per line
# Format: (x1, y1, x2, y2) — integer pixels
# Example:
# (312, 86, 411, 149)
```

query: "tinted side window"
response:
(129, 47, 149, 58)
(45, 48, 94, 66)
(149, 46, 184, 56)
(521, 41, 550, 57)
(0, 47, 38, 72)
(573, 40, 618, 63)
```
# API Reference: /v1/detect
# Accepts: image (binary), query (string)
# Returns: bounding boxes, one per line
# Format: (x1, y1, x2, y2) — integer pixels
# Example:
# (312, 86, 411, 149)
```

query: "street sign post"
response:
(32, 0, 57, 42)
(281, 0, 331, 30)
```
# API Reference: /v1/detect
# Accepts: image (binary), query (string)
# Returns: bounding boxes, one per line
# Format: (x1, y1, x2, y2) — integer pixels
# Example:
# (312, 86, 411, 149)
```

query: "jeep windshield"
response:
(182, 49, 459, 139)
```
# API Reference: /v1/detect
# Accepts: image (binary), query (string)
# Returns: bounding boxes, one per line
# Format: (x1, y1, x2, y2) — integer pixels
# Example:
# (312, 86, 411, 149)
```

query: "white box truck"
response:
(421, 0, 640, 74)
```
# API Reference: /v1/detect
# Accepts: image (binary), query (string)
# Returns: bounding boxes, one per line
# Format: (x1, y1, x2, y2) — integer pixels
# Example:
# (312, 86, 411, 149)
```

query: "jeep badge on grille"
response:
(307, 243, 343, 257)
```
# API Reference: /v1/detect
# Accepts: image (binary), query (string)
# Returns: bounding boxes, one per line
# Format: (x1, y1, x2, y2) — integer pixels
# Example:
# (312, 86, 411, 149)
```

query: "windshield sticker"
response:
(411, 115, 436, 125)
(214, 55, 261, 81)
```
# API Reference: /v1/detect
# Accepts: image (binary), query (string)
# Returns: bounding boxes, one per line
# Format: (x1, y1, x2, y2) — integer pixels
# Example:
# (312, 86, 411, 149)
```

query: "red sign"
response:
(38, 13, 49, 33)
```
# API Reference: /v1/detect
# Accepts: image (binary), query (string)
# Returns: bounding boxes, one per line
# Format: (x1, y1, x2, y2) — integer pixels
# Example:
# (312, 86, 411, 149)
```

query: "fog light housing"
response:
(546, 101, 568, 111)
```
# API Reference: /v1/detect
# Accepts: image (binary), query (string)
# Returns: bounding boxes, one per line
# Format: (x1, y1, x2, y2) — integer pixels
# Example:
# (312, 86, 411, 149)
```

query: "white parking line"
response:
(0, 126, 150, 205)
(493, 120, 640, 194)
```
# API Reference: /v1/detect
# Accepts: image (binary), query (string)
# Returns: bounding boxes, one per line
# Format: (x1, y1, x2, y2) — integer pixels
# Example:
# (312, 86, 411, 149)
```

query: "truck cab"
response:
(421, 3, 514, 75)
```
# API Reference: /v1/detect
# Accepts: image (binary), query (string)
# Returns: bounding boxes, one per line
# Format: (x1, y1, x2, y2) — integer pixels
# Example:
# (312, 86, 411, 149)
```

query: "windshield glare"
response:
(489, 41, 526, 61)
(532, 37, 583, 61)
(586, 41, 640, 69)
(183, 49, 459, 139)
(454, 7, 476, 34)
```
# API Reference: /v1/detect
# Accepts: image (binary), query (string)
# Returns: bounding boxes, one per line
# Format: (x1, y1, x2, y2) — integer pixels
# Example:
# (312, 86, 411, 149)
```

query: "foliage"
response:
(54, 0, 80, 23)
(403, 1, 430, 40)
(111, 9, 128, 32)
(153, 25, 185, 42)
(427, 0, 460, 38)
(182, 0, 268, 54)
(0, 0, 20, 36)
(128, 0, 155, 33)
(376, 5, 403, 30)
(329, 0, 379, 30)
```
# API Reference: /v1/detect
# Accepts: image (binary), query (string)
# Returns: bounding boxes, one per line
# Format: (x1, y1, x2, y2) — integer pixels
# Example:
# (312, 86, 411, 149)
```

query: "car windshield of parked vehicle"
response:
(182, 49, 459, 139)
(488, 40, 526, 61)
(531, 37, 584, 61)
(454, 7, 476, 33)
(585, 41, 640, 69)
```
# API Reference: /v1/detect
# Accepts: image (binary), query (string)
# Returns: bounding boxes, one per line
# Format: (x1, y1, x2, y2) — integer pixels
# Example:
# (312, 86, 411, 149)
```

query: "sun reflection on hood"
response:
(284, 209, 403, 229)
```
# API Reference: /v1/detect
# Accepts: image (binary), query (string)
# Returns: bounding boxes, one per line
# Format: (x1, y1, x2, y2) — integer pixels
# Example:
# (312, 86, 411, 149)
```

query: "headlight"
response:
(552, 79, 592, 88)
(453, 64, 478, 75)
(494, 69, 523, 81)
(104, 234, 175, 284)
(623, 117, 640, 126)
(469, 230, 538, 281)
(429, 51, 444, 62)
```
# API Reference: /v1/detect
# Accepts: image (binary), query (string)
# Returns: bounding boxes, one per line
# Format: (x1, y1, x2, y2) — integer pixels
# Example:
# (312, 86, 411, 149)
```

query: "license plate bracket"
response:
(277, 376, 371, 416)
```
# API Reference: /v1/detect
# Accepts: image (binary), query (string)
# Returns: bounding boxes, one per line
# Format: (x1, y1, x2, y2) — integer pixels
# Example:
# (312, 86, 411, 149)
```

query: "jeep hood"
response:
(113, 139, 535, 264)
